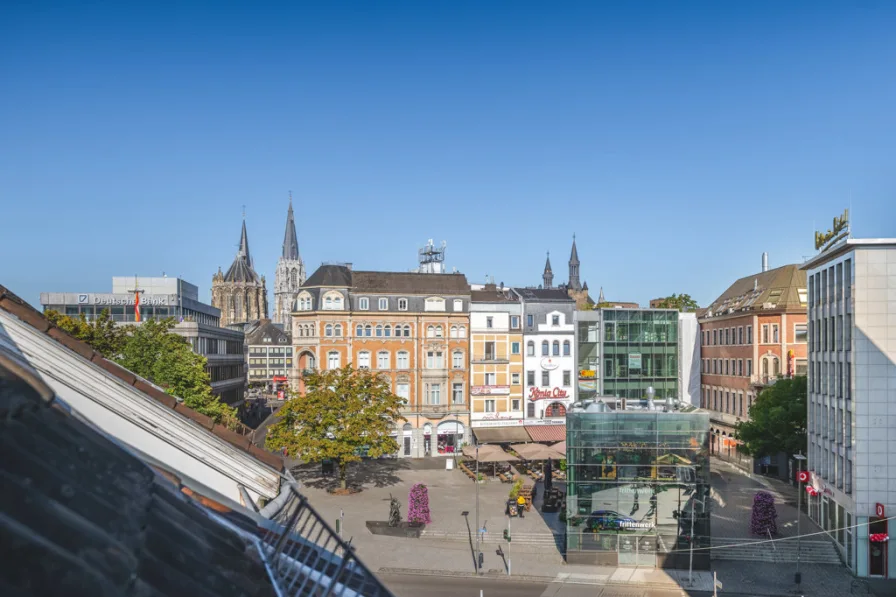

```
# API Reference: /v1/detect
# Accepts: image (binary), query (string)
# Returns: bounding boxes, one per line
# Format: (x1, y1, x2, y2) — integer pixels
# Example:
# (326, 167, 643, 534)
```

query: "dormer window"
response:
(424, 297, 445, 312)
(552, 315, 560, 326)
(322, 292, 344, 310)
(379, 297, 388, 310)
(359, 297, 369, 310)
(453, 299, 463, 311)
(398, 298, 408, 311)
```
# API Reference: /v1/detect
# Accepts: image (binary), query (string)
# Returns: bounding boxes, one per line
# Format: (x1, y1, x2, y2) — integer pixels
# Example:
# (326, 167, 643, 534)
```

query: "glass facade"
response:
(566, 409, 711, 568)
(602, 309, 679, 399)
(577, 311, 601, 401)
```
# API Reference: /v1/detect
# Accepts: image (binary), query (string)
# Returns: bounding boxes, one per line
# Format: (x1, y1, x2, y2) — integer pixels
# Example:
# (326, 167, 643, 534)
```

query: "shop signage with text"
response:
(529, 387, 569, 401)
(471, 385, 511, 396)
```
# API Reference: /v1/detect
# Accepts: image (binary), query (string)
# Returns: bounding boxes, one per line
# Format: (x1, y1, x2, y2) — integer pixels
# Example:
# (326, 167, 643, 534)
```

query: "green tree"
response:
(45, 309, 127, 359)
(653, 293, 700, 312)
(591, 301, 613, 310)
(737, 376, 807, 458)
(117, 319, 239, 428)
(266, 365, 403, 489)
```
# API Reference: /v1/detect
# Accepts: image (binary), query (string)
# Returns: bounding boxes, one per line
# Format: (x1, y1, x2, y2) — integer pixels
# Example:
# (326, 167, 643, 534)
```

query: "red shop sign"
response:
(797, 470, 809, 483)
(529, 387, 569, 401)
(876, 503, 885, 518)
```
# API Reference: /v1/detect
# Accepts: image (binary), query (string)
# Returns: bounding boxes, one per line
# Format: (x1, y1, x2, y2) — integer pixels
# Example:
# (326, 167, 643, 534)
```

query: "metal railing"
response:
(260, 485, 393, 596)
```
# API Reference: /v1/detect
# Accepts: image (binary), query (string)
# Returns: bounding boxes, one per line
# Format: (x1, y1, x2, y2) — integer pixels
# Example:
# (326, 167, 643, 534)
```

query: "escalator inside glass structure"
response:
(566, 404, 711, 569)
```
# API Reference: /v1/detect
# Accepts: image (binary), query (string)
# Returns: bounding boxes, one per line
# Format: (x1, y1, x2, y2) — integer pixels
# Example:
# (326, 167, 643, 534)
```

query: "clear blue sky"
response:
(3, 1, 895, 310)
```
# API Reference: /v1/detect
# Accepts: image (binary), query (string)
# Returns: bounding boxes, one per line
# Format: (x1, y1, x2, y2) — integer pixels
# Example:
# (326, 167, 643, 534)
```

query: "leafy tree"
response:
(266, 365, 403, 489)
(45, 311, 237, 428)
(736, 376, 807, 457)
(653, 293, 700, 312)
(591, 301, 613, 310)
(45, 309, 127, 359)
(117, 319, 239, 428)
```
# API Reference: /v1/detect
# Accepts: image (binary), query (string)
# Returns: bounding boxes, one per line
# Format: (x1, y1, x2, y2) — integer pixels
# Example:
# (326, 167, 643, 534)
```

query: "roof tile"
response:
(0, 292, 51, 332)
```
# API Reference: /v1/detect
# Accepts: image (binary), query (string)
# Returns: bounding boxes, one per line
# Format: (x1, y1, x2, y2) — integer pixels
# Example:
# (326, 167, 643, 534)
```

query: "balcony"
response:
(421, 367, 448, 378)
(471, 355, 509, 365)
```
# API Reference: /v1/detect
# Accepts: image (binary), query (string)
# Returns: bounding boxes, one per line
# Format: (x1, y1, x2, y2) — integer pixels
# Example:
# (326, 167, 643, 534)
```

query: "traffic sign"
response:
(797, 470, 809, 483)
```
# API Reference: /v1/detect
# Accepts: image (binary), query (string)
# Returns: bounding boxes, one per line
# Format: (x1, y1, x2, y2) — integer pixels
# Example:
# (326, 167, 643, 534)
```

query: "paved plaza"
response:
(291, 457, 874, 597)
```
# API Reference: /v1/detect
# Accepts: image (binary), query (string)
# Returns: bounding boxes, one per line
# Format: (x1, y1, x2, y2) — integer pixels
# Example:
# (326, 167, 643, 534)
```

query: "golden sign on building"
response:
(814, 208, 850, 251)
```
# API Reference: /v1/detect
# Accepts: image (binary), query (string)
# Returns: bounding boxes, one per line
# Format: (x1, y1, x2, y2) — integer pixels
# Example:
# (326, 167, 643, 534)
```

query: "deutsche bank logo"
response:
(78, 294, 89, 304)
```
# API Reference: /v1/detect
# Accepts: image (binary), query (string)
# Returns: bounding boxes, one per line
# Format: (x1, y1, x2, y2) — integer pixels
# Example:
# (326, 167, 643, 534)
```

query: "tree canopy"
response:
(266, 365, 403, 489)
(44, 310, 238, 428)
(737, 376, 807, 458)
(653, 293, 700, 312)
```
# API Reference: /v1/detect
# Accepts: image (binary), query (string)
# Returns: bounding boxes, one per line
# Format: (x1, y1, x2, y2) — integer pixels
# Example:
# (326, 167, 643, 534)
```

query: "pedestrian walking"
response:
(516, 494, 526, 518)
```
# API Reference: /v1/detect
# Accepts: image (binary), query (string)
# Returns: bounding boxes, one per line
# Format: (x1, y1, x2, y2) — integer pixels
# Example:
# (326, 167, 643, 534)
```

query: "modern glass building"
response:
(602, 309, 679, 400)
(565, 404, 711, 568)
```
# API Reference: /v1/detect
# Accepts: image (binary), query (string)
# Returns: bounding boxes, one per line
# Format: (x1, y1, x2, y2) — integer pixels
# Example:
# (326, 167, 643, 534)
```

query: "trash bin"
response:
(322, 459, 335, 476)
(506, 499, 518, 517)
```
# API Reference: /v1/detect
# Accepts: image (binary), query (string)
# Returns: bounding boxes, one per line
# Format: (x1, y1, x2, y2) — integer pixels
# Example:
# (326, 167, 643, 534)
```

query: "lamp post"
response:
(475, 445, 481, 574)
(688, 495, 707, 585)
(794, 453, 807, 589)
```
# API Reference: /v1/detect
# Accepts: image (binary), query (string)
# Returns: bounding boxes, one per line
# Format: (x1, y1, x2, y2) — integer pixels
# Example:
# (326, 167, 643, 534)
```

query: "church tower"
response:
(212, 215, 268, 327)
(568, 234, 581, 291)
(274, 194, 305, 326)
(542, 252, 553, 288)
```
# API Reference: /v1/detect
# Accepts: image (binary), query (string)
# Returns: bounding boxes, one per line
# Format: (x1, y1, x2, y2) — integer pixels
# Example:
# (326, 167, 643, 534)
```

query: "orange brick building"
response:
(290, 264, 471, 458)
(699, 261, 808, 462)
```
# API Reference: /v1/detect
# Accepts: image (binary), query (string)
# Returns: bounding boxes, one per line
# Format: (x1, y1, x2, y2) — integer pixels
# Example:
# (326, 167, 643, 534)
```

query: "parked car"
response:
(586, 510, 637, 532)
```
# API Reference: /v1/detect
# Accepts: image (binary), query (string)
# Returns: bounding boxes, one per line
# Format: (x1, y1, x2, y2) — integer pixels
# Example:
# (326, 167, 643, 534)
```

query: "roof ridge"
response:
(0, 285, 284, 472)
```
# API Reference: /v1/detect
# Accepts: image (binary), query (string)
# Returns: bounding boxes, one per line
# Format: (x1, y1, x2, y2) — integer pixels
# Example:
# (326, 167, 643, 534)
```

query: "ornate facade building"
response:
(274, 197, 305, 326)
(212, 218, 268, 327)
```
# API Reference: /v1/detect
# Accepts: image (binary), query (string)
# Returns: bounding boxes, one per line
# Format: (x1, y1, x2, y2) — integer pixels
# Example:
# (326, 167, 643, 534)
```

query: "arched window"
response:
(435, 325, 443, 338)
(376, 325, 383, 337)
(306, 324, 313, 337)
(377, 351, 390, 369)
(334, 324, 342, 337)
(365, 325, 372, 337)
(542, 341, 549, 356)
(563, 340, 571, 356)
(289, 269, 297, 287)
(324, 296, 333, 309)
(762, 358, 770, 376)
(772, 356, 780, 376)
(359, 297, 369, 310)
(552, 341, 560, 356)
(527, 341, 535, 356)
(384, 325, 392, 337)
(397, 351, 410, 369)
(404, 325, 412, 337)
(427, 325, 435, 338)
(358, 351, 371, 368)
(325, 324, 333, 337)
(327, 351, 340, 369)
(307, 353, 316, 369)
(458, 325, 466, 338)
(356, 324, 363, 337)
(452, 350, 464, 369)
(450, 325, 458, 338)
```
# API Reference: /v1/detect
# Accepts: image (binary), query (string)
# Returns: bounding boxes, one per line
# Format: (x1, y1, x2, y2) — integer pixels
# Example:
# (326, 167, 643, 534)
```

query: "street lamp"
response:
(688, 495, 707, 585)
(793, 453, 807, 589)
(475, 445, 481, 574)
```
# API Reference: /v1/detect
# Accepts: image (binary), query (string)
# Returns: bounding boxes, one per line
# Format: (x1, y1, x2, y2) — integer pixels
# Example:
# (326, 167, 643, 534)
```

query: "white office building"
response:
(803, 237, 896, 579)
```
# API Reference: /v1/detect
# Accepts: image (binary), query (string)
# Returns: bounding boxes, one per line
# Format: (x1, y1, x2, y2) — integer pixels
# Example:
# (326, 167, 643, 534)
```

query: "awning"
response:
(473, 427, 532, 444)
(552, 441, 566, 455)
(462, 445, 519, 462)
(510, 443, 561, 461)
(525, 425, 566, 442)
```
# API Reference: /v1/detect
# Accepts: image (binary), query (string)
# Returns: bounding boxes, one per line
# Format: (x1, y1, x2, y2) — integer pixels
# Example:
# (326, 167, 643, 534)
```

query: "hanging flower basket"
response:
(869, 533, 889, 543)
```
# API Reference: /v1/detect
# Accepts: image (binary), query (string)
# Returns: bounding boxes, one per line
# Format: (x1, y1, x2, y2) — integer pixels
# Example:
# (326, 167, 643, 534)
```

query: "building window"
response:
(563, 340, 570, 356)
(358, 351, 371, 369)
(396, 383, 409, 404)
(725, 328, 730, 345)
(563, 370, 571, 386)
(512, 372, 520, 385)
(397, 351, 409, 369)
(449, 325, 458, 338)
(435, 325, 443, 338)
(425, 297, 446, 312)
(511, 316, 520, 329)
(452, 350, 464, 369)
(334, 324, 342, 337)
(713, 329, 718, 345)
(361, 324, 370, 337)
(426, 351, 444, 369)
(527, 371, 535, 386)
(552, 315, 560, 326)
(379, 297, 388, 310)
(375, 324, 383, 337)
(327, 351, 340, 369)
(512, 398, 521, 411)
(484, 399, 496, 413)
(398, 298, 408, 311)
(458, 325, 466, 338)
(484, 341, 495, 360)
(541, 341, 549, 356)
(403, 324, 411, 337)
(747, 358, 752, 377)
(384, 324, 392, 337)
(427, 325, 435, 338)
(427, 383, 441, 405)
(359, 297, 369, 310)
(725, 360, 729, 376)
(541, 371, 550, 386)
(355, 324, 363, 337)
(738, 359, 743, 376)
(485, 372, 496, 385)
(795, 323, 808, 343)
(325, 324, 333, 337)
(511, 341, 520, 355)
(761, 324, 770, 344)
(772, 324, 779, 343)
(747, 325, 753, 344)
(453, 383, 464, 404)
(527, 314, 534, 327)
(377, 351, 390, 369)
(453, 299, 463, 311)
(527, 341, 535, 356)
(738, 327, 743, 345)
(552, 341, 560, 356)
(486, 316, 493, 329)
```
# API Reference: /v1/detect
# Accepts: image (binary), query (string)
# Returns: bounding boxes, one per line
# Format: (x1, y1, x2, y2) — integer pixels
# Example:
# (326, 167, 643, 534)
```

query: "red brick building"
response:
(699, 263, 808, 462)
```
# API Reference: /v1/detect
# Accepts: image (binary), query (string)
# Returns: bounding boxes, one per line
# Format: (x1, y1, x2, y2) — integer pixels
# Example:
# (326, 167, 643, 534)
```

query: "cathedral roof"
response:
(281, 198, 300, 261)
(223, 220, 262, 284)
(569, 235, 580, 265)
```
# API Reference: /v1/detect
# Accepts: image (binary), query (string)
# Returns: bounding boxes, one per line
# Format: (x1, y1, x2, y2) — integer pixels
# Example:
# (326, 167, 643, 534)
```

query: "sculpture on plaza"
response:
(388, 494, 402, 527)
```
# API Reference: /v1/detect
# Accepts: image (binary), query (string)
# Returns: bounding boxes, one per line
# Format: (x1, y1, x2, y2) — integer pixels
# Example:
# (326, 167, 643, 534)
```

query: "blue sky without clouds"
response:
(2, 1, 895, 309)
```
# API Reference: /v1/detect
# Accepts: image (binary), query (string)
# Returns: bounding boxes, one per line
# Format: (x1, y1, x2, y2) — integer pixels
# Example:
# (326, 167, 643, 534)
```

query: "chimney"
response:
(761, 252, 769, 272)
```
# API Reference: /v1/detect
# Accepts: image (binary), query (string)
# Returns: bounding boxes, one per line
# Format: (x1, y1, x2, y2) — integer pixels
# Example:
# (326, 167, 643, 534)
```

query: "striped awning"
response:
(525, 425, 566, 442)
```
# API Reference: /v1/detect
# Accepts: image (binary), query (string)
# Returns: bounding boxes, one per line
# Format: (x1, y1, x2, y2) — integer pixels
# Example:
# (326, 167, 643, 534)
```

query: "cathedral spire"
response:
(568, 234, 581, 290)
(238, 217, 251, 265)
(282, 191, 300, 260)
(543, 251, 553, 288)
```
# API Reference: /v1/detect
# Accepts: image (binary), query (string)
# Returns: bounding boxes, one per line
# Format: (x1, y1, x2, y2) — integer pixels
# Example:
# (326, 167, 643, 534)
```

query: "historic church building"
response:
(212, 218, 268, 327)
(273, 197, 305, 326)
(542, 236, 593, 309)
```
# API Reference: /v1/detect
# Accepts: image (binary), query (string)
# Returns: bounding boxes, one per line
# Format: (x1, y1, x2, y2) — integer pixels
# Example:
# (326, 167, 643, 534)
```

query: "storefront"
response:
(565, 407, 711, 569)
(435, 420, 464, 455)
